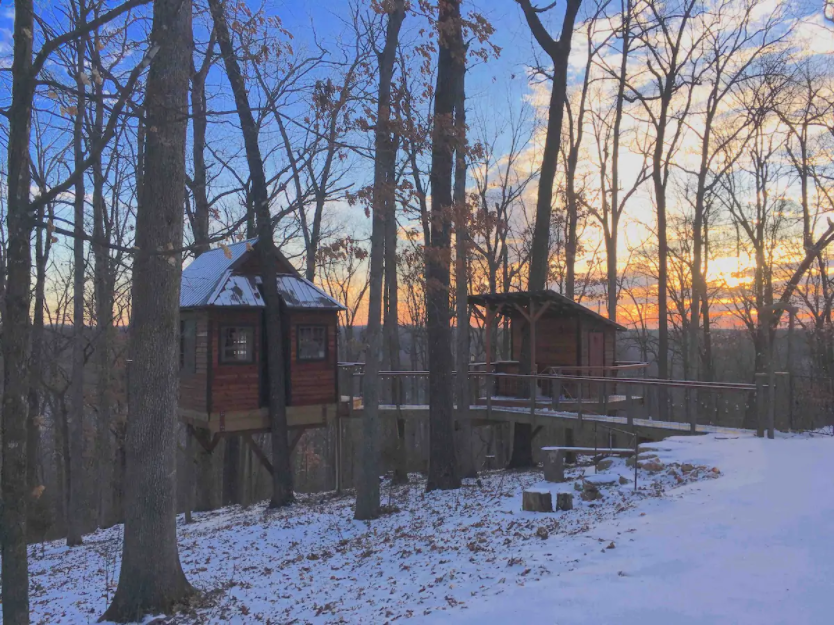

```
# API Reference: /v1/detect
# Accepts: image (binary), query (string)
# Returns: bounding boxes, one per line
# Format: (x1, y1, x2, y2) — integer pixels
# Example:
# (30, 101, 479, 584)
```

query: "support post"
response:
(774, 372, 789, 434)
(755, 372, 767, 438)
(552, 379, 562, 412)
(625, 387, 635, 427)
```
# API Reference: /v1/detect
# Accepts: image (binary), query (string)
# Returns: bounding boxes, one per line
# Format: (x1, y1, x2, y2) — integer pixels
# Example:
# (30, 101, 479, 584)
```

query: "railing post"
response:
(552, 379, 562, 412)
(486, 372, 493, 420)
(626, 384, 635, 427)
(349, 372, 355, 419)
(530, 376, 537, 417)
(577, 379, 584, 427)
(755, 372, 767, 438)
(688, 386, 698, 434)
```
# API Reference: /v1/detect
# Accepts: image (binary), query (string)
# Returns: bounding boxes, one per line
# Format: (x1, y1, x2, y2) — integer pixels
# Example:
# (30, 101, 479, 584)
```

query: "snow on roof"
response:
(180, 240, 344, 311)
(276, 275, 344, 310)
(180, 239, 255, 308)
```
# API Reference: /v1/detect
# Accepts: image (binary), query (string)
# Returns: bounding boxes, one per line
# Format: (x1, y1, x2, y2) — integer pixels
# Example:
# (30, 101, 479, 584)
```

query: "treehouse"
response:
(468, 290, 628, 398)
(177, 238, 345, 438)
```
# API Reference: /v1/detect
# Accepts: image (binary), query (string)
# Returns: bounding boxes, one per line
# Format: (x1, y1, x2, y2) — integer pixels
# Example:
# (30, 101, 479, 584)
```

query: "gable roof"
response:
(180, 238, 345, 311)
(468, 289, 626, 331)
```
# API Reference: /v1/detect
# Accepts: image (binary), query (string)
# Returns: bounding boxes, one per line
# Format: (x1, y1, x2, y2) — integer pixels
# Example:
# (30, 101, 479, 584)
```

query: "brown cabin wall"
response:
(288, 310, 338, 406)
(511, 314, 579, 371)
(179, 310, 209, 412)
(209, 308, 263, 414)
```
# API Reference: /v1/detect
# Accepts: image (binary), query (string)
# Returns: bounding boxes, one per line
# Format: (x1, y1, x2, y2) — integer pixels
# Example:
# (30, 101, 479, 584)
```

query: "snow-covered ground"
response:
(20, 431, 834, 624)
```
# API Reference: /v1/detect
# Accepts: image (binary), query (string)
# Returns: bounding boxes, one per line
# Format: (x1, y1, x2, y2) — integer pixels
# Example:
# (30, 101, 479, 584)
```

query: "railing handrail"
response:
(341, 365, 759, 392)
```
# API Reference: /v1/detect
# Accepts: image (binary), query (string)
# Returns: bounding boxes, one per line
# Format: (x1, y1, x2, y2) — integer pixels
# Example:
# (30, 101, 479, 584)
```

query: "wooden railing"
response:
(338, 364, 785, 437)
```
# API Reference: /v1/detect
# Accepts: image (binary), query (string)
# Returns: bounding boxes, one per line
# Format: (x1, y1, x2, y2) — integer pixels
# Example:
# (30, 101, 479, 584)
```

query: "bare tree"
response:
(102, 0, 194, 618)
(355, 0, 405, 520)
(208, 0, 294, 506)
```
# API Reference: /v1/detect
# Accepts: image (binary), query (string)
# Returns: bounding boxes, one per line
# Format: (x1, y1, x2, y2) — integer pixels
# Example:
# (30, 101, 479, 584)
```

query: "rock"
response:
(596, 458, 614, 471)
(619, 475, 630, 485)
(681, 463, 694, 473)
(556, 493, 573, 511)
(606, 541, 616, 549)
(581, 489, 602, 502)
(638, 452, 659, 461)
(580, 481, 602, 501)
(639, 460, 664, 472)
(574, 481, 583, 492)
(585, 474, 618, 486)
(522, 489, 553, 512)
(536, 526, 549, 539)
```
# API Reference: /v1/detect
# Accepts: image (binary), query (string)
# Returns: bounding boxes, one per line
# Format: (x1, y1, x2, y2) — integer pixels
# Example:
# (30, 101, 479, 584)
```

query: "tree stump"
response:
(522, 489, 553, 512)
(542, 448, 565, 483)
(556, 493, 573, 511)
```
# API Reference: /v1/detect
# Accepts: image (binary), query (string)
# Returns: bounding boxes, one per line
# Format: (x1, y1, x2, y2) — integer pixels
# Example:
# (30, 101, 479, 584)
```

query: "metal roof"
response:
(180, 239, 255, 308)
(180, 239, 344, 311)
(468, 290, 626, 331)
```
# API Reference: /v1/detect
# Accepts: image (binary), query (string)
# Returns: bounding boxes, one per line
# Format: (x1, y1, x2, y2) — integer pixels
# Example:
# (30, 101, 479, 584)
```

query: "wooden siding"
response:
(288, 310, 338, 406)
(209, 308, 263, 414)
(511, 313, 579, 371)
(179, 311, 208, 411)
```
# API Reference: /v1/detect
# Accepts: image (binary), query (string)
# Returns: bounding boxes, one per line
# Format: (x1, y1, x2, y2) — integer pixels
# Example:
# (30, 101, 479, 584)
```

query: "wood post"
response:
(774, 371, 789, 434)
(543, 448, 565, 483)
(552, 379, 562, 412)
(625, 387, 635, 427)
(755, 372, 767, 438)
(556, 492, 573, 511)
(522, 489, 552, 512)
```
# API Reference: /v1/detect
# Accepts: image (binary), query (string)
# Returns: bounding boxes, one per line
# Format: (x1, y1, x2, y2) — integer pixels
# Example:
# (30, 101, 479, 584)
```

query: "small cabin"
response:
(178, 238, 345, 436)
(468, 290, 625, 394)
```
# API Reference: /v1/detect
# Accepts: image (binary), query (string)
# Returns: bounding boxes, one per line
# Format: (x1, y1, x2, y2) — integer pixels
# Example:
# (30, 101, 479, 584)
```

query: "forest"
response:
(1, 0, 833, 623)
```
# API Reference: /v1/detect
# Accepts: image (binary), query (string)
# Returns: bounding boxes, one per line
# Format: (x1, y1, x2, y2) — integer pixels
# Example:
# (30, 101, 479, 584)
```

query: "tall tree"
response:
(426, 0, 464, 491)
(208, 0, 294, 506)
(355, 0, 406, 520)
(101, 0, 194, 618)
(453, 49, 476, 478)
(628, 0, 703, 386)
(67, 0, 89, 547)
(518, 0, 583, 292)
(2, 1, 37, 620)
(509, 0, 582, 469)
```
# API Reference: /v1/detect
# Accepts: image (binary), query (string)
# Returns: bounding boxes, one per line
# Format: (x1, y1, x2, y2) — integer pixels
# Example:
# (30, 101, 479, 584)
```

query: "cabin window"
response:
(180, 319, 197, 374)
(297, 325, 327, 361)
(220, 326, 255, 364)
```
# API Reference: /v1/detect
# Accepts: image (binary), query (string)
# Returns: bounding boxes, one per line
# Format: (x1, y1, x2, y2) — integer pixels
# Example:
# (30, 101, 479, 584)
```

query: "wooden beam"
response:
(243, 432, 273, 475)
(512, 302, 532, 322)
(188, 425, 221, 453)
(531, 300, 552, 322)
(288, 427, 307, 453)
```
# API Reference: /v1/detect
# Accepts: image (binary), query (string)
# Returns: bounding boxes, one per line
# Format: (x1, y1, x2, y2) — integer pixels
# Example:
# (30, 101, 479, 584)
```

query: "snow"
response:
(18, 431, 834, 624)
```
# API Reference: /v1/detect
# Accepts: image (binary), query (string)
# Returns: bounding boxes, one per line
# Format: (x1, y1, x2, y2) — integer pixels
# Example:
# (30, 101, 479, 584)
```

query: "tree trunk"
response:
(2, 2, 35, 621)
(510, 0, 582, 469)
(520, 0, 583, 292)
(208, 0, 294, 506)
(27, 198, 50, 540)
(101, 0, 194, 618)
(67, 15, 87, 547)
(426, 0, 462, 492)
(385, 134, 408, 484)
(454, 59, 476, 479)
(355, 0, 405, 519)
(191, 38, 213, 256)
(90, 27, 116, 529)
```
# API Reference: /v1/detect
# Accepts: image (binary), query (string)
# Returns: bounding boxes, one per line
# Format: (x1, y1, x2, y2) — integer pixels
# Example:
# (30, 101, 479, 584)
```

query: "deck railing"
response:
(338, 364, 785, 437)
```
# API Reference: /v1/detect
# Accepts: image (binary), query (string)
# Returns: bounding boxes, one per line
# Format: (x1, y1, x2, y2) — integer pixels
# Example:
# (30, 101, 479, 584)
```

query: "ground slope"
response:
(16, 432, 834, 624)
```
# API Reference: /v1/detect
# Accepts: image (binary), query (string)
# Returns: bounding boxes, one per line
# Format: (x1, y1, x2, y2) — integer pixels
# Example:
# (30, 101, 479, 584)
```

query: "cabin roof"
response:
(468, 290, 626, 331)
(180, 239, 345, 311)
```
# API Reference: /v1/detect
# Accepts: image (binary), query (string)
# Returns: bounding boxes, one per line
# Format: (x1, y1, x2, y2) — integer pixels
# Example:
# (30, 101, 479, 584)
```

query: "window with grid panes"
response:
(297, 325, 326, 361)
(220, 326, 254, 363)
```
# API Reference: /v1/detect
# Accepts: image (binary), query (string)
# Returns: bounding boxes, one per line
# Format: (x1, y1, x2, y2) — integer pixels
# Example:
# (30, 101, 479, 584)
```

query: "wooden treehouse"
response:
(468, 290, 638, 409)
(178, 238, 345, 455)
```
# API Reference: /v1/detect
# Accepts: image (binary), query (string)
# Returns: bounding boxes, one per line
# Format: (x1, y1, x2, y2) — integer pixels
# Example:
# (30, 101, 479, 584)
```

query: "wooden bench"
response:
(541, 446, 635, 483)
